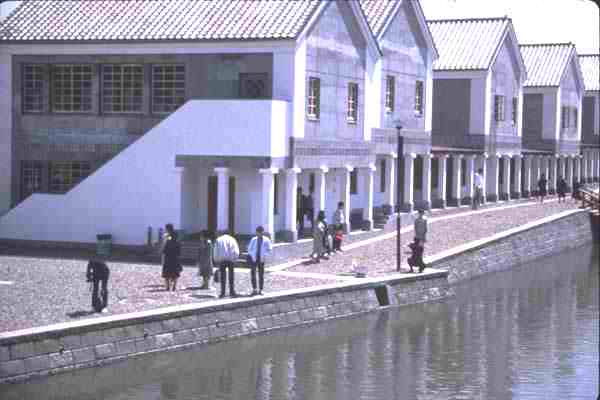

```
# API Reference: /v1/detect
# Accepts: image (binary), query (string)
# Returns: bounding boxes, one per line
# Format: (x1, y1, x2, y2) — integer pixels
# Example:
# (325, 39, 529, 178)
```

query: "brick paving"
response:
(0, 196, 582, 333)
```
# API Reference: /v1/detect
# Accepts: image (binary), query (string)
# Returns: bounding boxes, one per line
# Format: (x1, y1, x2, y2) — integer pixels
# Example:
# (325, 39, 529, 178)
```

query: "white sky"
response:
(420, 0, 599, 54)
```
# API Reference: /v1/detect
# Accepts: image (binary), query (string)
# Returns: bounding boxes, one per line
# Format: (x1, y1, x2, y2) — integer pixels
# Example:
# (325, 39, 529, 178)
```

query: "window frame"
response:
(151, 64, 186, 114)
(494, 95, 505, 122)
(307, 77, 320, 120)
(102, 64, 144, 114)
(21, 160, 43, 200)
(561, 106, 569, 129)
(347, 82, 358, 124)
(48, 161, 91, 194)
(414, 80, 424, 116)
(385, 75, 395, 113)
(572, 107, 578, 128)
(51, 64, 94, 113)
(511, 97, 518, 126)
(22, 64, 46, 113)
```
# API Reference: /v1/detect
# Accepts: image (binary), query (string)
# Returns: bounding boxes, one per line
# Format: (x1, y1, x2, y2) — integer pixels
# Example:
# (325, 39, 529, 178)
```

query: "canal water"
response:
(2, 244, 598, 400)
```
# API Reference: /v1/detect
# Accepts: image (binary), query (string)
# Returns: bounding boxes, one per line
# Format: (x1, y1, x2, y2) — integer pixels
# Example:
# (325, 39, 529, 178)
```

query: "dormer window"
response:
(494, 95, 505, 121)
(414, 80, 424, 116)
(307, 77, 320, 120)
(511, 97, 518, 125)
(385, 76, 395, 113)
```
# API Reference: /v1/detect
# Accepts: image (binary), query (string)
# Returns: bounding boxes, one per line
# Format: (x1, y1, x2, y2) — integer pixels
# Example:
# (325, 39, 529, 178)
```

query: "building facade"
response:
(579, 54, 600, 183)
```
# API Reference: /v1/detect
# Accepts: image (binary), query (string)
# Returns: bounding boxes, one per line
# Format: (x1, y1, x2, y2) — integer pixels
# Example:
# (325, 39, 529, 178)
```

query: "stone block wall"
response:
(0, 270, 451, 383)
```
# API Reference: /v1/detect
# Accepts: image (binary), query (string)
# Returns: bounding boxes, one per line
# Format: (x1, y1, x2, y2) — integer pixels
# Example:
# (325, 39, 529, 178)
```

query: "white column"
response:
(548, 155, 558, 194)
(435, 154, 448, 208)
(421, 153, 432, 209)
(478, 153, 488, 203)
(259, 168, 278, 238)
(215, 167, 230, 233)
(339, 165, 352, 232)
(594, 151, 600, 180)
(315, 166, 328, 213)
(566, 156, 574, 191)
(523, 156, 532, 197)
(450, 154, 462, 206)
(464, 155, 475, 203)
(403, 153, 416, 212)
(361, 163, 376, 230)
(284, 167, 301, 242)
(486, 154, 500, 202)
(383, 154, 396, 213)
(501, 155, 511, 200)
(513, 155, 522, 198)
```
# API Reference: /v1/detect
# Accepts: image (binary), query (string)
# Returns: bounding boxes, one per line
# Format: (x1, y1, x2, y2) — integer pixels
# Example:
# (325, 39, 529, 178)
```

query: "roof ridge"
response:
(520, 42, 574, 47)
(427, 16, 510, 23)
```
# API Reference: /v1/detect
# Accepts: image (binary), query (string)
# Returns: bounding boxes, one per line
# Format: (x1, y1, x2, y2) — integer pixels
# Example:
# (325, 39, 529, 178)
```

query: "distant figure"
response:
(572, 180, 581, 203)
(86, 258, 110, 313)
(473, 168, 484, 210)
(162, 223, 182, 291)
(537, 174, 548, 203)
(332, 202, 345, 252)
(214, 233, 240, 298)
(310, 211, 327, 263)
(414, 208, 428, 244)
(305, 191, 315, 231)
(247, 226, 273, 296)
(322, 214, 333, 256)
(297, 187, 305, 234)
(407, 239, 427, 274)
(556, 177, 567, 203)
(197, 230, 214, 290)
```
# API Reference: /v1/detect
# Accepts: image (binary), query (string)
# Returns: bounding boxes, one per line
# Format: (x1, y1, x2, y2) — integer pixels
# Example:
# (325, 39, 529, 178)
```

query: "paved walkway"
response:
(0, 197, 581, 333)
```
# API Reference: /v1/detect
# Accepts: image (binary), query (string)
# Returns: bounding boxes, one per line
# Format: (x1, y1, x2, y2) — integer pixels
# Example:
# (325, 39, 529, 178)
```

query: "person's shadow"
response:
(66, 310, 96, 318)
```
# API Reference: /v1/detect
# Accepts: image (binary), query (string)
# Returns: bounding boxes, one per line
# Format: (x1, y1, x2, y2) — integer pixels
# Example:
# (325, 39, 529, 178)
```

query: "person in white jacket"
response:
(213, 233, 240, 298)
(247, 226, 273, 295)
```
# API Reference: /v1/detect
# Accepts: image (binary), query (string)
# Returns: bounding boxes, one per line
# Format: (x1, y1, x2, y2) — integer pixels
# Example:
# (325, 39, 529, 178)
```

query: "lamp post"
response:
(395, 123, 404, 272)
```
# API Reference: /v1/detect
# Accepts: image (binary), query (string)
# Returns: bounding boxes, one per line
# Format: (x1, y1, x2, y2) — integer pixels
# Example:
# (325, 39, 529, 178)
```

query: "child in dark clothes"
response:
(407, 239, 427, 273)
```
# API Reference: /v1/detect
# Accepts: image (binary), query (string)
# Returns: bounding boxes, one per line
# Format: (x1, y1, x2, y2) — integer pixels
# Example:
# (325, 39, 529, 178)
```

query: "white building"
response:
(578, 54, 600, 183)
(0, 0, 437, 246)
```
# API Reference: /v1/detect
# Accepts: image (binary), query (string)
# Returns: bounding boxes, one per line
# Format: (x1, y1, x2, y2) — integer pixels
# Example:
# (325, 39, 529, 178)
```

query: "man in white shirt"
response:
(213, 233, 240, 298)
(247, 226, 273, 295)
(473, 168, 484, 210)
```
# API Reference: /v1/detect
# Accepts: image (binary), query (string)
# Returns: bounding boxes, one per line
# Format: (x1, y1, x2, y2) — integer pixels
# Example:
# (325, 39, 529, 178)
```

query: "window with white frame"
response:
(51, 65, 93, 112)
(21, 161, 43, 200)
(307, 77, 320, 119)
(512, 97, 518, 125)
(49, 161, 91, 193)
(494, 95, 505, 121)
(415, 80, 424, 116)
(572, 107, 578, 127)
(347, 82, 358, 123)
(561, 106, 569, 129)
(102, 64, 144, 113)
(23, 64, 45, 113)
(385, 76, 395, 113)
(152, 64, 185, 114)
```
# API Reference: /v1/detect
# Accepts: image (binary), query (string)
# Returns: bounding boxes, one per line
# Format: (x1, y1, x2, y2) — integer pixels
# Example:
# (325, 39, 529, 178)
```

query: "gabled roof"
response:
(520, 43, 582, 88)
(0, 0, 320, 42)
(578, 54, 599, 91)
(428, 17, 515, 71)
(360, 0, 438, 59)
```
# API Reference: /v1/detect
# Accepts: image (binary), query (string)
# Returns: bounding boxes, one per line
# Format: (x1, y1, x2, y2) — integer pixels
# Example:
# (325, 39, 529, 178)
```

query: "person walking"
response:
(537, 174, 548, 203)
(473, 168, 484, 210)
(297, 187, 305, 235)
(162, 223, 182, 291)
(332, 202, 345, 252)
(305, 190, 315, 232)
(197, 230, 214, 290)
(572, 179, 581, 204)
(414, 208, 428, 245)
(247, 226, 273, 295)
(556, 176, 567, 203)
(214, 232, 240, 298)
(310, 211, 327, 263)
(86, 258, 110, 313)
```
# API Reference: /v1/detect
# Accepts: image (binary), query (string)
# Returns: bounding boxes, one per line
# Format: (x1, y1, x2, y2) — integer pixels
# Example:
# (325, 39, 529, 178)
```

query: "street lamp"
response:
(395, 122, 404, 272)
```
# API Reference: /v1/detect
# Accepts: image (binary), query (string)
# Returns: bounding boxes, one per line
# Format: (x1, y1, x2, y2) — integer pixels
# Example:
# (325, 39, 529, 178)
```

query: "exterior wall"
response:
(0, 52, 12, 215)
(582, 91, 600, 146)
(11, 53, 274, 205)
(304, 1, 366, 141)
(431, 78, 471, 148)
(559, 60, 582, 140)
(379, 1, 428, 131)
(490, 38, 520, 137)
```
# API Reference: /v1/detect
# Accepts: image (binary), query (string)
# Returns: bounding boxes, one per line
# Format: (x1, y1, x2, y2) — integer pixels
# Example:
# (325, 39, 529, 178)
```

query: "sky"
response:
(420, 0, 600, 54)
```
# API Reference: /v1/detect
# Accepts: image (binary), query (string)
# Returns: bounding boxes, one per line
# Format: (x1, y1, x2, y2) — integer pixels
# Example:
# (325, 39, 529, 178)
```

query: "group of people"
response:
(161, 223, 272, 298)
(310, 201, 346, 263)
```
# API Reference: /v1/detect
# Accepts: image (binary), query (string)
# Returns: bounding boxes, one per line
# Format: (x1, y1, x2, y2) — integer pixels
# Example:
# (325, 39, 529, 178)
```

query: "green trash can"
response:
(96, 234, 112, 257)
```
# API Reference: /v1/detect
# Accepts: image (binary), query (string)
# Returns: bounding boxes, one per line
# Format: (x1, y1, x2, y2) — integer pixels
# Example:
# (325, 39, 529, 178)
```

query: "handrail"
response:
(579, 187, 599, 210)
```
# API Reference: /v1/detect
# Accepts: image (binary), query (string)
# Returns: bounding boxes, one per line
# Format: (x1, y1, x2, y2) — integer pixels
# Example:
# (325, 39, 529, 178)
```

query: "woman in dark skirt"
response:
(162, 223, 182, 291)
(537, 174, 548, 203)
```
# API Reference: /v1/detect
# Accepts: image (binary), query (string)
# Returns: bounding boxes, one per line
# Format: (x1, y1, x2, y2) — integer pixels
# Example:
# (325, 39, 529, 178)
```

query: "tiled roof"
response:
(427, 17, 509, 71)
(520, 43, 574, 87)
(359, 0, 398, 37)
(0, 0, 319, 41)
(578, 54, 599, 91)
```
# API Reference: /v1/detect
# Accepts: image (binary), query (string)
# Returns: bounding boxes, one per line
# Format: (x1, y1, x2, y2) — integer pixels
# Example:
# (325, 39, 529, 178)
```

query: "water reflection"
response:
(1, 245, 597, 400)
